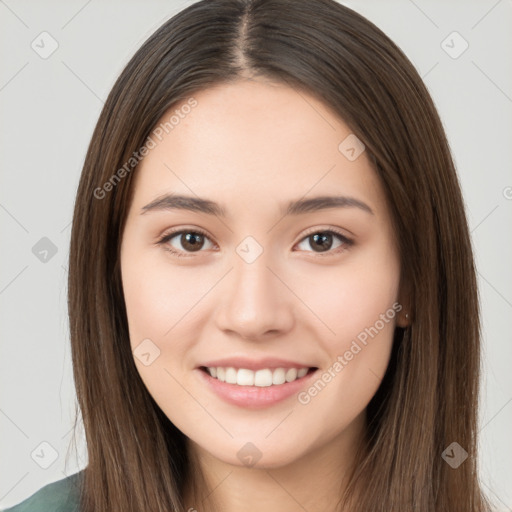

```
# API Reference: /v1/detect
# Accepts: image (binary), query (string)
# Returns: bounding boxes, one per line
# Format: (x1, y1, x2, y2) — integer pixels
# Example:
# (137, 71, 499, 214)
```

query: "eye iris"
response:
(182, 232, 204, 251)
(310, 232, 332, 252)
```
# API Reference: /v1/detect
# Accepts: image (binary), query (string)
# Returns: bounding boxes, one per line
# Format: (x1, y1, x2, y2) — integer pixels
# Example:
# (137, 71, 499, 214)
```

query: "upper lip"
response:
(199, 357, 317, 371)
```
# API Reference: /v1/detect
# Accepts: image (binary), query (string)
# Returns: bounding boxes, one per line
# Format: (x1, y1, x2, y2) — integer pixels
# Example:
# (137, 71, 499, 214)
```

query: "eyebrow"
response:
(140, 193, 374, 217)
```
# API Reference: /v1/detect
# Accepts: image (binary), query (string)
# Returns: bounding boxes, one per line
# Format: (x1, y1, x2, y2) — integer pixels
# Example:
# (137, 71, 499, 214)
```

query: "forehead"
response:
(130, 79, 385, 217)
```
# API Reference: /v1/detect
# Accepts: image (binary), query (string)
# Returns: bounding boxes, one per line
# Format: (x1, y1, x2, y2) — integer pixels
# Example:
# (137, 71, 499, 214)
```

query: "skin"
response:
(120, 78, 408, 512)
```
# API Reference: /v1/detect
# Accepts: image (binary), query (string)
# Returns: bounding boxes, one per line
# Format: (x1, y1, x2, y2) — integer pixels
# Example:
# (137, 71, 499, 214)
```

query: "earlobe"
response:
(396, 310, 411, 328)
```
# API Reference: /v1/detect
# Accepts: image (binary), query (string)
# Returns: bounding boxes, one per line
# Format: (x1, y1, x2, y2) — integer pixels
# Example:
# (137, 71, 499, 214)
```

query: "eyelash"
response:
(156, 226, 354, 259)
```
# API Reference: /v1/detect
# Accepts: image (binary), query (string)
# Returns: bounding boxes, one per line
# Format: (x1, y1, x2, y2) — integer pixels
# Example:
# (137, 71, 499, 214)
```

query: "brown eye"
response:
(159, 229, 215, 256)
(296, 230, 353, 255)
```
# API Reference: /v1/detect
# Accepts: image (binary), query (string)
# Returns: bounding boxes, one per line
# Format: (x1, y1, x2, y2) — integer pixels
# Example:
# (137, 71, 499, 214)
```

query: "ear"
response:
(395, 274, 412, 328)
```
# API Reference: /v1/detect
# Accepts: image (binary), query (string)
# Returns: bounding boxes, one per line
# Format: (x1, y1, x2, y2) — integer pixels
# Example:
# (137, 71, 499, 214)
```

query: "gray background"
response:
(1, 0, 511, 509)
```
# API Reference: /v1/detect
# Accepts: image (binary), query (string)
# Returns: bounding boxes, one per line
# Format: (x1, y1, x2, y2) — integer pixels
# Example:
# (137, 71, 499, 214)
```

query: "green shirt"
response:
(2, 471, 83, 512)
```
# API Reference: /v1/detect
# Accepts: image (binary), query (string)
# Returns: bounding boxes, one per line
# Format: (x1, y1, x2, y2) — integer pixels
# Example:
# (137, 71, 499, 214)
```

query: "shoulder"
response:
(1, 470, 83, 512)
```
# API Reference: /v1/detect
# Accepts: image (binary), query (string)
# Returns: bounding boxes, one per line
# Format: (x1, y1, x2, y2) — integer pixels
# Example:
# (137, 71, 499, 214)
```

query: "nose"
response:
(214, 251, 295, 341)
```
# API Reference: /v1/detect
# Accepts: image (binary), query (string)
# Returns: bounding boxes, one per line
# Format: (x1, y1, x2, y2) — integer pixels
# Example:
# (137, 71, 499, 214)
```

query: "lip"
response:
(195, 365, 319, 409)
(198, 357, 316, 371)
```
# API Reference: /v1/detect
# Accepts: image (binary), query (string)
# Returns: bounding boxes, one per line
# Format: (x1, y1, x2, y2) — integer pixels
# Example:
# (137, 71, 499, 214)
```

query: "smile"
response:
(196, 364, 319, 409)
(201, 366, 313, 387)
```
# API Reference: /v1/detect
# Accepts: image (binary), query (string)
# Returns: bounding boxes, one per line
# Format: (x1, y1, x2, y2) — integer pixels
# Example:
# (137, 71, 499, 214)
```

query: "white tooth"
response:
(254, 369, 273, 387)
(237, 368, 255, 386)
(216, 367, 226, 382)
(297, 368, 308, 378)
(210, 366, 308, 385)
(285, 368, 298, 382)
(272, 368, 286, 385)
(225, 367, 237, 384)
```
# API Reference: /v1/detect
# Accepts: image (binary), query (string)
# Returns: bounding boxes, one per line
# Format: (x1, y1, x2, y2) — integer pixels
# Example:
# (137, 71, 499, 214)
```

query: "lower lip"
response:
(196, 367, 318, 409)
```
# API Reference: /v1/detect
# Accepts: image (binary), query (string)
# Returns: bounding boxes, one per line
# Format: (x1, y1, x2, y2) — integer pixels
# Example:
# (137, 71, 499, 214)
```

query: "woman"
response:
(3, 0, 492, 510)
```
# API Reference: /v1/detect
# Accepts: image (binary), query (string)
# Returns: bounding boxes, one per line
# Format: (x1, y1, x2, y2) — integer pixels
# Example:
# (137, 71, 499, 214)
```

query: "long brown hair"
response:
(68, 0, 491, 510)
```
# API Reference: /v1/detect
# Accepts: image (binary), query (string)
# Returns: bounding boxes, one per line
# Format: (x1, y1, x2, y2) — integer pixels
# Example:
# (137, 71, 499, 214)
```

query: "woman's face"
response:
(120, 78, 405, 469)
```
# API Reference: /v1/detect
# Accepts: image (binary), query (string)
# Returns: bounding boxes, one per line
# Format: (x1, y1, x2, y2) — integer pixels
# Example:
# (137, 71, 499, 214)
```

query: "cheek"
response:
(120, 250, 204, 416)
(302, 241, 401, 347)
(294, 241, 400, 416)
(122, 264, 168, 346)
(295, 280, 400, 442)
(121, 249, 210, 348)
(294, 330, 394, 449)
